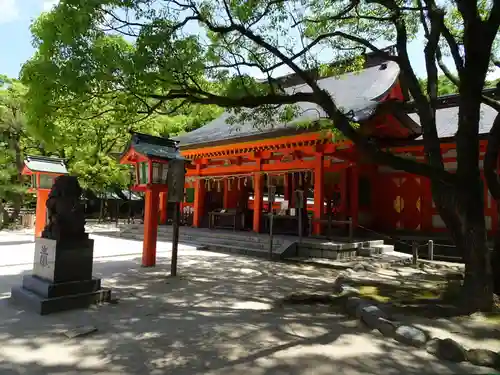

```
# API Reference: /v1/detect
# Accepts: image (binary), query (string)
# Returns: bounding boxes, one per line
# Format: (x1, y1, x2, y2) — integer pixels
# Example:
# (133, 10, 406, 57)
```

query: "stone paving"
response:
(0, 230, 498, 375)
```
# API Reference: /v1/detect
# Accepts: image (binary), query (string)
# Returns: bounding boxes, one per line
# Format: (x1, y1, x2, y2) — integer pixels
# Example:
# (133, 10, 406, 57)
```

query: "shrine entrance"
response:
(308, 166, 355, 239)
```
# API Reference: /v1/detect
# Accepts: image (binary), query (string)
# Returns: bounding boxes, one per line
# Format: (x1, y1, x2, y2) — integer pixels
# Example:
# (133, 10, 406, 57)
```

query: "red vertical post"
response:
(291, 173, 297, 207)
(284, 173, 291, 202)
(142, 188, 159, 267)
(193, 174, 206, 228)
(159, 191, 168, 224)
(313, 153, 324, 235)
(253, 172, 263, 233)
(35, 188, 49, 238)
(340, 167, 348, 219)
(349, 165, 359, 228)
(223, 178, 230, 209)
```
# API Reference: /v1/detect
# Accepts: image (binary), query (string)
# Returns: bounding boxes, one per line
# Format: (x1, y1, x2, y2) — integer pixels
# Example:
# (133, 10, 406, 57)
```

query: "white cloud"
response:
(42, 0, 59, 12)
(0, 0, 19, 24)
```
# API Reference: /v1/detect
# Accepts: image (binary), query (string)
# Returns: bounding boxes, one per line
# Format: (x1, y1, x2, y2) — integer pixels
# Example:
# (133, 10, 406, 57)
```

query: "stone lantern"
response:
(22, 156, 68, 238)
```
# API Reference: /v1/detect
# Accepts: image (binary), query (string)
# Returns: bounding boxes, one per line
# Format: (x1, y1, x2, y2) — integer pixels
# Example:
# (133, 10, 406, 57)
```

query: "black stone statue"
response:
(10, 174, 111, 314)
(41, 175, 87, 242)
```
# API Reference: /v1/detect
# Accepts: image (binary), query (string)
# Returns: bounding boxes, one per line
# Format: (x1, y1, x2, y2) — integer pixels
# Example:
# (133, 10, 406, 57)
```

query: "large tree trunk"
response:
(433, 181, 493, 312)
(454, 192, 492, 311)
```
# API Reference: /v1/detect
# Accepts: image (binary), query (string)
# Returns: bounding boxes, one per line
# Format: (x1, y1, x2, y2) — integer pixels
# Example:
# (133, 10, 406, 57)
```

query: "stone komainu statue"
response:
(41, 175, 87, 242)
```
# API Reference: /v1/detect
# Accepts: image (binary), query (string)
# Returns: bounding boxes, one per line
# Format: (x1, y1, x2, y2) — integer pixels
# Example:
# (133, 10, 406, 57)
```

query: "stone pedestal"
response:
(10, 237, 111, 315)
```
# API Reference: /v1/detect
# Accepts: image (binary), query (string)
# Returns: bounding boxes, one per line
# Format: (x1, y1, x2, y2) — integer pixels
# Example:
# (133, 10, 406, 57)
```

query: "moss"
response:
(357, 284, 441, 305)
(484, 314, 500, 324)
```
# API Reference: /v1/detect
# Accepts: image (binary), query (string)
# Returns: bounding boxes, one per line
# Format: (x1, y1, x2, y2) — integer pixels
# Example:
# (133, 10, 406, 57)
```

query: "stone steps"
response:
(103, 224, 393, 262)
(106, 225, 295, 259)
(296, 239, 394, 260)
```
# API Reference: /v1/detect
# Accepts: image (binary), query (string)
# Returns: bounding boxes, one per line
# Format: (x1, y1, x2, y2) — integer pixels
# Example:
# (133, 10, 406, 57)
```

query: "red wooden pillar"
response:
(340, 168, 348, 219)
(159, 191, 168, 224)
(193, 176, 206, 228)
(223, 178, 230, 209)
(313, 153, 324, 235)
(35, 189, 49, 238)
(142, 188, 159, 267)
(349, 165, 359, 228)
(291, 173, 297, 207)
(253, 172, 263, 233)
(284, 173, 291, 202)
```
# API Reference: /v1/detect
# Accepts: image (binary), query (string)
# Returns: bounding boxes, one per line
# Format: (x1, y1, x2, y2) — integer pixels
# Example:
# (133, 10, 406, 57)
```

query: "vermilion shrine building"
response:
(168, 59, 498, 238)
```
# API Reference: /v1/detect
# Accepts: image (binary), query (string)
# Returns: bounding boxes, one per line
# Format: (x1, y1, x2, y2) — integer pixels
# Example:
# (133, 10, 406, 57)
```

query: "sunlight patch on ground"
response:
(1, 339, 107, 367)
(230, 301, 273, 311)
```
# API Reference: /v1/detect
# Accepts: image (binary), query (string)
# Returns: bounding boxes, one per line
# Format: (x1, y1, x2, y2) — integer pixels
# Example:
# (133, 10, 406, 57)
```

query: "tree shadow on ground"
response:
(0, 249, 497, 375)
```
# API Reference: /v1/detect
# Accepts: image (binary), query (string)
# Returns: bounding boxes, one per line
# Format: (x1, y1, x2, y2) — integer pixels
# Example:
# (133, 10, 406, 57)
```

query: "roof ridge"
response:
(405, 87, 500, 112)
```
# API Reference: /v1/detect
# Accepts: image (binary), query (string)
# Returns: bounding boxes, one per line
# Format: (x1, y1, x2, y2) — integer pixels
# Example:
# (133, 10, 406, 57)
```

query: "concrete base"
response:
(10, 276, 111, 315)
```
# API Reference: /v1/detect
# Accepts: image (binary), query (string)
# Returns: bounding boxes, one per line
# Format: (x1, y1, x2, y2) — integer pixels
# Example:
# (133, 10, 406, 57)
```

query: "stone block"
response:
(21, 275, 101, 299)
(33, 238, 94, 284)
(357, 247, 374, 257)
(309, 249, 322, 258)
(322, 250, 338, 259)
(10, 286, 111, 315)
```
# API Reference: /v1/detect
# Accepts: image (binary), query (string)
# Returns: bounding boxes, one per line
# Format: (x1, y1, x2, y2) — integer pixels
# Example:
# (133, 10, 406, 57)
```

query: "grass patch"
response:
(346, 278, 464, 318)
(484, 314, 500, 324)
(357, 285, 441, 304)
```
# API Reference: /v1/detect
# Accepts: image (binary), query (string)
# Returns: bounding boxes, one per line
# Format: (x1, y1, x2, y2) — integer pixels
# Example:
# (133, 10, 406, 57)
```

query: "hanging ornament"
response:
(304, 172, 308, 184)
(251, 176, 255, 189)
(205, 179, 209, 189)
(207, 179, 212, 192)
(217, 179, 221, 192)
(244, 177, 248, 187)
(237, 177, 241, 191)
(228, 178, 232, 191)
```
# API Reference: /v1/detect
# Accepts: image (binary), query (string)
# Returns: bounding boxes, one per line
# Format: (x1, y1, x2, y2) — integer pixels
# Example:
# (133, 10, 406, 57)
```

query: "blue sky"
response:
(0, 0, 498, 81)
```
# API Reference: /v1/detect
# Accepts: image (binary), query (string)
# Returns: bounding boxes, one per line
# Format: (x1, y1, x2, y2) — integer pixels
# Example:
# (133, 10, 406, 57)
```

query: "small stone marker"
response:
(63, 325, 98, 339)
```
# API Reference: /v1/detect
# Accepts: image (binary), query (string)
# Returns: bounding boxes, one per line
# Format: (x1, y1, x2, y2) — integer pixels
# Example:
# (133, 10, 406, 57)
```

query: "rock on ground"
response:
(394, 325, 429, 348)
(426, 338, 468, 363)
(466, 349, 500, 369)
(359, 304, 388, 329)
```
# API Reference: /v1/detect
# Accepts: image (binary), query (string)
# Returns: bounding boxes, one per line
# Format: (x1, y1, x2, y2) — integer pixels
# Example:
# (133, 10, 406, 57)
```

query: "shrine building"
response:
(166, 56, 498, 239)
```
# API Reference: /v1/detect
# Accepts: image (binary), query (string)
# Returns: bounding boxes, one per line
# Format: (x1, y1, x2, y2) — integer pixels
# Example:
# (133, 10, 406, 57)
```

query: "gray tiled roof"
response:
(409, 104, 497, 139)
(124, 132, 186, 161)
(176, 61, 401, 147)
(24, 155, 68, 174)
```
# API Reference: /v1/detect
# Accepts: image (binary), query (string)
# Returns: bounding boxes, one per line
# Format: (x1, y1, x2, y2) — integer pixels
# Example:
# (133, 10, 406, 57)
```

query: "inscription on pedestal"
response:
(33, 238, 57, 282)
